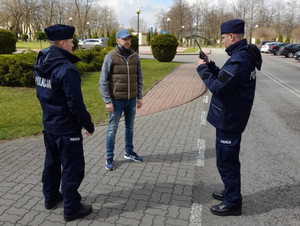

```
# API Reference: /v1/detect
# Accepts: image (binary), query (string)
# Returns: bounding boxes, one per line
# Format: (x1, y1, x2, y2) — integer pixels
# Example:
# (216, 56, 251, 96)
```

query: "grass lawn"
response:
(0, 59, 181, 140)
(184, 47, 199, 53)
(16, 40, 50, 50)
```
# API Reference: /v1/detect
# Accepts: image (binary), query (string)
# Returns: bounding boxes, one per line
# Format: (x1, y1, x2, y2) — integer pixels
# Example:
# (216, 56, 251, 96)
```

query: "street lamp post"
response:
(181, 25, 185, 47)
(167, 18, 171, 34)
(255, 24, 258, 45)
(86, 21, 90, 38)
(193, 23, 197, 48)
(69, 17, 73, 26)
(136, 8, 141, 54)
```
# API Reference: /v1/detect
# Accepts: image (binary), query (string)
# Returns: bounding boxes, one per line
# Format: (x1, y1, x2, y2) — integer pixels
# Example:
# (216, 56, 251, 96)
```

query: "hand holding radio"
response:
(195, 39, 209, 64)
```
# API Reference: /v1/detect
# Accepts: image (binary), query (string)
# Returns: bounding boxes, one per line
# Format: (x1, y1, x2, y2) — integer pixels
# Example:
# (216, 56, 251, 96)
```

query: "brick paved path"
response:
(0, 64, 207, 225)
(137, 64, 206, 117)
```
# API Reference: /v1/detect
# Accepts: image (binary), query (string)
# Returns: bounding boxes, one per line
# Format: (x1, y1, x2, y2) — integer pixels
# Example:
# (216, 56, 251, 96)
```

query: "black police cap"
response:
(44, 24, 75, 41)
(221, 19, 244, 35)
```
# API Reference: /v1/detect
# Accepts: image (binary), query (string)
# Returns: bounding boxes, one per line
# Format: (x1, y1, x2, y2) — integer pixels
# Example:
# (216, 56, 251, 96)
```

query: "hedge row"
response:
(0, 47, 112, 87)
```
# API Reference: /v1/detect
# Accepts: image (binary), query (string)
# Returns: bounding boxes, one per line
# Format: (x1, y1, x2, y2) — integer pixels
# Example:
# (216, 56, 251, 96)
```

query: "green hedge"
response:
(73, 46, 113, 74)
(0, 46, 113, 87)
(0, 51, 36, 87)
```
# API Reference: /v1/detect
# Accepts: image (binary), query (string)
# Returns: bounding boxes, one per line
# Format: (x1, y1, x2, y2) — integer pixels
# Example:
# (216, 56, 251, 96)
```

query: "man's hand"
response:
(106, 102, 114, 113)
(86, 132, 93, 136)
(137, 99, 143, 109)
(198, 55, 210, 65)
(198, 58, 206, 65)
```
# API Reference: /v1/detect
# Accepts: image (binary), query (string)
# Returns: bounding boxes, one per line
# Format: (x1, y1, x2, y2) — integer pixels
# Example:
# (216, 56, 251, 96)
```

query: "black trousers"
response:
(216, 129, 242, 208)
(42, 131, 84, 215)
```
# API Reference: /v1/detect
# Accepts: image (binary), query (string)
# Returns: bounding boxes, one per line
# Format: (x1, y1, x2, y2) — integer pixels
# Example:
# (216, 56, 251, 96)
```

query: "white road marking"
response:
(200, 111, 206, 125)
(196, 139, 205, 167)
(203, 95, 209, 103)
(261, 69, 300, 98)
(189, 203, 202, 226)
(190, 96, 209, 225)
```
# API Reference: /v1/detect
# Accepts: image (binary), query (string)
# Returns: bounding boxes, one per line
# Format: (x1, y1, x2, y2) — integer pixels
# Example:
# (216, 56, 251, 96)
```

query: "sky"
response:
(101, 0, 199, 30)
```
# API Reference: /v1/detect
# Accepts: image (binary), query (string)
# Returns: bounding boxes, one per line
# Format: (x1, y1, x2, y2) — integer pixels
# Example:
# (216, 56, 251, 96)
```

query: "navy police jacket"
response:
(34, 46, 94, 135)
(197, 39, 262, 133)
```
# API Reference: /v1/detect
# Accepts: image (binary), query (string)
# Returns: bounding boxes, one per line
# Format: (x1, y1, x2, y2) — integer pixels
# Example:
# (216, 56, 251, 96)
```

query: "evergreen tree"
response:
(278, 34, 283, 42)
(284, 35, 290, 43)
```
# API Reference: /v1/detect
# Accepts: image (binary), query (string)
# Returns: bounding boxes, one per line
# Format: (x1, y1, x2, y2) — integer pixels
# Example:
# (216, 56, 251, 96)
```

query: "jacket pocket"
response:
(113, 80, 119, 93)
(207, 97, 225, 129)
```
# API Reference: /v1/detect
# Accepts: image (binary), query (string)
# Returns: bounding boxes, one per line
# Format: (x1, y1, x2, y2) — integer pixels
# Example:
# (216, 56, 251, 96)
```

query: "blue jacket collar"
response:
(225, 39, 247, 56)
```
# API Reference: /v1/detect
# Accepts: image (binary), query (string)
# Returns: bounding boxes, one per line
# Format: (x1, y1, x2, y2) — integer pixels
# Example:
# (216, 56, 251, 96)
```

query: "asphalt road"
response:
(142, 50, 300, 225)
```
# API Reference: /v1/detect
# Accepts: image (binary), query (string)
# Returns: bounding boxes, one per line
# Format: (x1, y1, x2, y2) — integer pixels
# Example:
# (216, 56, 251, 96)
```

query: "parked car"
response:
(78, 38, 106, 49)
(268, 43, 290, 55)
(281, 44, 300, 58)
(257, 41, 273, 49)
(261, 42, 280, 53)
(97, 37, 108, 47)
(278, 43, 294, 56)
(294, 51, 300, 60)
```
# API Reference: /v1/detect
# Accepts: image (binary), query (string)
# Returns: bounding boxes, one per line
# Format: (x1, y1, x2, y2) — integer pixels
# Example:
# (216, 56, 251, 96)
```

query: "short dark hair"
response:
(234, 33, 244, 40)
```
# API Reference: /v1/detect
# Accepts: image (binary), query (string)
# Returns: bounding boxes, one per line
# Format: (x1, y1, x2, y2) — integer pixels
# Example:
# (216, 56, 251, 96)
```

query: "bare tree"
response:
(72, 0, 97, 39)
(284, 0, 298, 36)
(257, 27, 276, 40)
(291, 27, 300, 43)
(129, 17, 148, 33)
(1, 0, 25, 36)
(272, 0, 285, 35)
(245, 0, 259, 43)
(155, 8, 168, 32)
(165, 0, 193, 39)
(96, 6, 119, 36)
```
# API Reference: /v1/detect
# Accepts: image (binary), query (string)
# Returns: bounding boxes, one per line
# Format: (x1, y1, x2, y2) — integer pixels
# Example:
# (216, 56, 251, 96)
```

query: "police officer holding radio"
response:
(197, 19, 262, 216)
(35, 24, 94, 222)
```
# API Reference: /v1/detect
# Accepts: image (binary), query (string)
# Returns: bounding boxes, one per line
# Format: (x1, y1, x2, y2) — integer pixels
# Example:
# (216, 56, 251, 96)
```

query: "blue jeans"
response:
(106, 99, 136, 160)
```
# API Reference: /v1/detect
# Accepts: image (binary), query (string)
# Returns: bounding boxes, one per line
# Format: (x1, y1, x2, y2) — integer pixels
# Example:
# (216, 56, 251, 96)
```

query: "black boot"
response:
(211, 202, 241, 216)
(64, 204, 93, 222)
(45, 193, 63, 210)
(212, 190, 224, 201)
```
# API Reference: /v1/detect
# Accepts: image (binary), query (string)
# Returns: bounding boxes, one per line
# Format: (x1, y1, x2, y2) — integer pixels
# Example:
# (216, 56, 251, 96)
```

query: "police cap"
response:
(44, 24, 75, 41)
(221, 19, 244, 35)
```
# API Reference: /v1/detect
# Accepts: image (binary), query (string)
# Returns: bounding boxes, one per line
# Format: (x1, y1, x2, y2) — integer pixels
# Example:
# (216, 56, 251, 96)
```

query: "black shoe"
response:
(45, 193, 63, 210)
(210, 202, 241, 216)
(212, 190, 224, 201)
(64, 204, 93, 222)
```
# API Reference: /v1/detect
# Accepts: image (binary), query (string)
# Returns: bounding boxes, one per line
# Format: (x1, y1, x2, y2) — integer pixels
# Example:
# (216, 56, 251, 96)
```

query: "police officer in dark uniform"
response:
(197, 19, 262, 216)
(35, 24, 94, 222)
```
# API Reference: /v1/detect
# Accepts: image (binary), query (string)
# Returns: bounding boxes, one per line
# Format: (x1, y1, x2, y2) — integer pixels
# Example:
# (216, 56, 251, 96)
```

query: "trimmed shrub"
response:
(35, 31, 47, 41)
(150, 34, 178, 62)
(0, 51, 36, 87)
(0, 29, 17, 54)
(21, 33, 29, 42)
(73, 46, 112, 74)
(0, 46, 112, 87)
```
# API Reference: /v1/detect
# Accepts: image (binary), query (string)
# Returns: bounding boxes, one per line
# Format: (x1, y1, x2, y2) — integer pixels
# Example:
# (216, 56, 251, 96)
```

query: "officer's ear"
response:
(58, 40, 65, 49)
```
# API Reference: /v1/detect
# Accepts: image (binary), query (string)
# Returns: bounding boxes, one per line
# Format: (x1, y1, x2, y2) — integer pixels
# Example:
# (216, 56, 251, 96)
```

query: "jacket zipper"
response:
(119, 52, 136, 100)
(126, 60, 130, 99)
